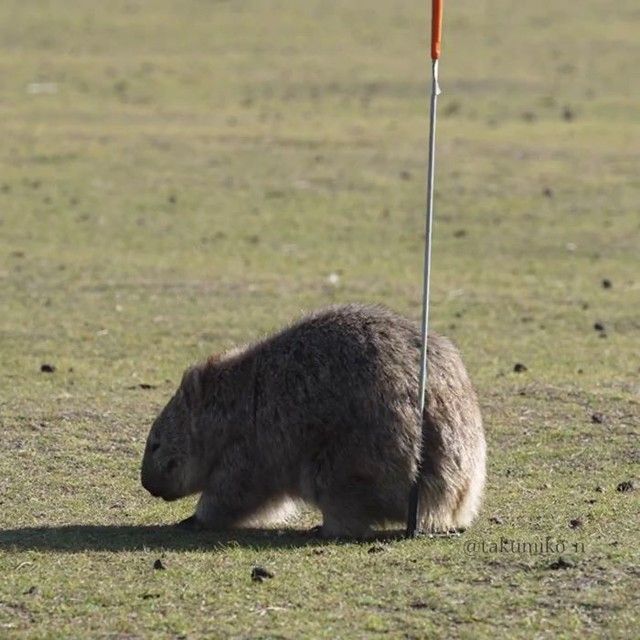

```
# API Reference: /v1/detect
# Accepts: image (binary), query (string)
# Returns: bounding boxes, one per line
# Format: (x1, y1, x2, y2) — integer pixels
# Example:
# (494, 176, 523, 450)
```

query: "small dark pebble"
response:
(569, 518, 583, 529)
(581, 302, 589, 310)
(595, 486, 604, 493)
(40, 364, 55, 373)
(23, 586, 37, 595)
(153, 559, 166, 571)
(616, 481, 635, 493)
(367, 543, 386, 554)
(542, 187, 554, 198)
(601, 278, 612, 289)
(549, 556, 574, 570)
(127, 383, 157, 390)
(251, 566, 274, 582)
(489, 515, 504, 525)
(562, 107, 575, 121)
(591, 413, 604, 424)
(513, 363, 527, 373)
(577, 369, 584, 374)
(141, 593, 160, 600)
(410, 600, 430, 609)
(593, 322, 605, 332)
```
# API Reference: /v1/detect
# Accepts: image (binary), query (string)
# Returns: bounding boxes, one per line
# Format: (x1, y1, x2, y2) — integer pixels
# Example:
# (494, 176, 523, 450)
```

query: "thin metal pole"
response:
(406, 58, 441, 538)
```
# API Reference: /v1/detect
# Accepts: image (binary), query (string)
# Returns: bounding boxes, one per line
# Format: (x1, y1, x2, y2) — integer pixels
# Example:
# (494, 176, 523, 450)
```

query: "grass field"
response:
(1, 0, 638, 637)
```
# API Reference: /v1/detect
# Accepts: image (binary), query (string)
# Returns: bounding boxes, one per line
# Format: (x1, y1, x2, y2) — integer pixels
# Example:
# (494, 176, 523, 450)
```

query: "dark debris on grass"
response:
(549, 556, 575, 570)
(251, 566, 274, 582)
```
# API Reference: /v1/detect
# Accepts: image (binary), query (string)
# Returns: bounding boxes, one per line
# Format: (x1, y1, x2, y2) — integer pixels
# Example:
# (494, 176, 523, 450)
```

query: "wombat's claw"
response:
(176, 515, 203, 532)
(426, 528, 462, 539)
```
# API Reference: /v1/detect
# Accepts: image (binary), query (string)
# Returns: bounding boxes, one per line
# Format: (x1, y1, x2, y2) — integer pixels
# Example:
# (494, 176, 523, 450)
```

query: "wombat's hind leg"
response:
(451, 464, 485, 531)
(416, 478, 459, 534)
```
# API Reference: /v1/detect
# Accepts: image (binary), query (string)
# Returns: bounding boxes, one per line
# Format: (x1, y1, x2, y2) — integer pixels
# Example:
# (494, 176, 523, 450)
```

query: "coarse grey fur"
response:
(140, 303, 486, 538)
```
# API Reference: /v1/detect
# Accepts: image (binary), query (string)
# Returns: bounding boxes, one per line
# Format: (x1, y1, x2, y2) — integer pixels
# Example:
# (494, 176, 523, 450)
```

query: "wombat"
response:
(141, 303, 486, 537)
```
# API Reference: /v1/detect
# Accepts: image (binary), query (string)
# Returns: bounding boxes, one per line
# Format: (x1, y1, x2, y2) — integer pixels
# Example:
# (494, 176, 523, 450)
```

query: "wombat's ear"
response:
(181, 365, 202, 410)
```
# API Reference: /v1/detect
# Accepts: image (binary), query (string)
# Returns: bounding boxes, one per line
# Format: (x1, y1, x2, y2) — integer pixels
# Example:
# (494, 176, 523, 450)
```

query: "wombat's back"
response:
(255, 303, 422, 422)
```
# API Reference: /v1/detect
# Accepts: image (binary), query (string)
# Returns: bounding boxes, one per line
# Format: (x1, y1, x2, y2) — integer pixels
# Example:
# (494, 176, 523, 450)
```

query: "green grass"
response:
(1, 0, 638, 637)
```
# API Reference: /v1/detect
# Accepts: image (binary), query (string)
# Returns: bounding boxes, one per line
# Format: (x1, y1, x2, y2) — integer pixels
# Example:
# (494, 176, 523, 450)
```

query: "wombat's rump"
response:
(141, 303, 486, 537)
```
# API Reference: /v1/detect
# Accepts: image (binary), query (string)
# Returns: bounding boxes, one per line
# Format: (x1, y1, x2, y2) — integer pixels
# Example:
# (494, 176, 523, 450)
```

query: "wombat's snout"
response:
(141, 465, 161, 497)
(141, 438, 182, 500)
(141, 441, 163, 497)
(142, 481, 161, 497)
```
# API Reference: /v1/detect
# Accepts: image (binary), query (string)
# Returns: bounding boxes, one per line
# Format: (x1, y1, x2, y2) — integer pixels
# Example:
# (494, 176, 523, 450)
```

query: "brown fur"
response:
(140, 303, 486, 538)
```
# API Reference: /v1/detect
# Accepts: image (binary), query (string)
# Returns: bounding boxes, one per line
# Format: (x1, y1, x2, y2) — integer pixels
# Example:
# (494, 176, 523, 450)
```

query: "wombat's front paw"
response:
(176, 515, 204, 532)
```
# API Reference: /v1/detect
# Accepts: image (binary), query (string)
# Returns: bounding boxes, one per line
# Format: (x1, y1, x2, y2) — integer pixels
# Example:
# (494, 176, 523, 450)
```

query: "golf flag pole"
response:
(406, 0, 443, 538)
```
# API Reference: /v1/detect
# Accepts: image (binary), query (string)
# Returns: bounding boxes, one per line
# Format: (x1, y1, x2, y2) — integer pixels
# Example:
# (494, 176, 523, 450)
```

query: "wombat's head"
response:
(141, 365, 207, 501)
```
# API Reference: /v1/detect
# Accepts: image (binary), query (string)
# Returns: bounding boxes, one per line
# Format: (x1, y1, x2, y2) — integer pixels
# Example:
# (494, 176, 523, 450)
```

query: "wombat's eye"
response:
(165, 459, 178, 473)
(151, 443, 160, 453)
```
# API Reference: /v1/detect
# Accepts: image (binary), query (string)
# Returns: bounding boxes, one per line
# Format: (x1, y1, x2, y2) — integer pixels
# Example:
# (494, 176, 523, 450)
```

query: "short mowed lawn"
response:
(0, 1, 638, 637)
